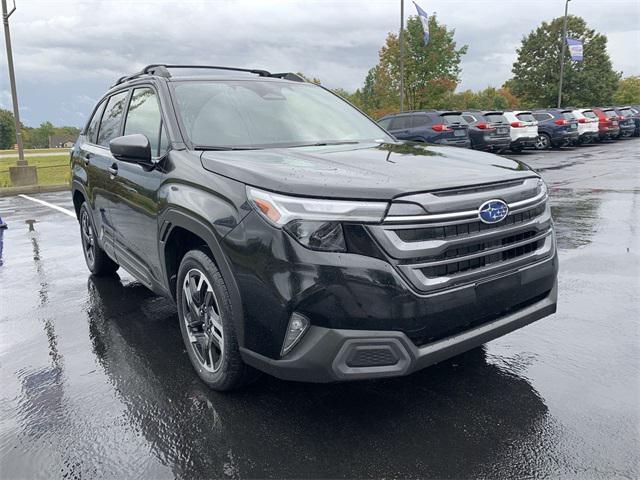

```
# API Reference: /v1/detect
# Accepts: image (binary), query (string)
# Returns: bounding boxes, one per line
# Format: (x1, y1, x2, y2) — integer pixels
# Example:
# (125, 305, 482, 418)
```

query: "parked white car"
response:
(572, 109, 600, 144)
(503, 111, 538, 152)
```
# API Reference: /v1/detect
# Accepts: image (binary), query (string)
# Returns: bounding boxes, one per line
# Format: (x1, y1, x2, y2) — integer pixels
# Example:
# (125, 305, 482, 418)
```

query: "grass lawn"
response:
(0, 154, 70, 187)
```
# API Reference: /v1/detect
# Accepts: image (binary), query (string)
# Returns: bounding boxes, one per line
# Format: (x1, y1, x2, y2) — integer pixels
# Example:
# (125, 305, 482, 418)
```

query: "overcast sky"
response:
(1, 0, 639, 127)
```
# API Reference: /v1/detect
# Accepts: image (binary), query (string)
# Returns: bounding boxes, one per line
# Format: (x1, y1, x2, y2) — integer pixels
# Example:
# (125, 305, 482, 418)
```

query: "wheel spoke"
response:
(183, 281, 198, 316)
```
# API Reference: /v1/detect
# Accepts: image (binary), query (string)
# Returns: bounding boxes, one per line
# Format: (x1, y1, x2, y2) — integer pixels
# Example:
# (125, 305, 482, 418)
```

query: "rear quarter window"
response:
(582, 110, 598, 119)
(85, 100, 106, 144)
(411, 115, 429, 128)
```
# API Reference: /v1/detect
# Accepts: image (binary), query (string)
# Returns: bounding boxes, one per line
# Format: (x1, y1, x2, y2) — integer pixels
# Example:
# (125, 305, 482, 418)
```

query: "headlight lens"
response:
(246, 187, 388, 227)
(284, 220, 346, 252)
(247, 187, 388, 252)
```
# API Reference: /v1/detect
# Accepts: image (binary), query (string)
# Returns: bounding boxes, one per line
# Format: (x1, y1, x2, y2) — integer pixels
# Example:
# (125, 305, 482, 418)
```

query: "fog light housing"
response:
(281, 313, 310, 357)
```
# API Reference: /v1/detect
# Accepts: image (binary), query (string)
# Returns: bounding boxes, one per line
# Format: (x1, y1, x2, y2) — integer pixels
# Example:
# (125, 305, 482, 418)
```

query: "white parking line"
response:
(18, 194, 76, 218)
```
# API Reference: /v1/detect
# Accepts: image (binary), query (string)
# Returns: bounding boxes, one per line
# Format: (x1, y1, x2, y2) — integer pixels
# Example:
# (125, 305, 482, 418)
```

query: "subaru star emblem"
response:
(478, 199, 509, 224)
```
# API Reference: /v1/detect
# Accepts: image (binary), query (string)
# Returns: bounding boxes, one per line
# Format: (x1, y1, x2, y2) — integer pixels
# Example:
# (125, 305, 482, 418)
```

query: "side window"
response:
(124, 87, 168, 156)
(390, 116, 410, 130)
(97, 91, 129, 147)
(378, 118, 392, 129)
(411, 115, 428, 128)
(85, 101, 106, 144)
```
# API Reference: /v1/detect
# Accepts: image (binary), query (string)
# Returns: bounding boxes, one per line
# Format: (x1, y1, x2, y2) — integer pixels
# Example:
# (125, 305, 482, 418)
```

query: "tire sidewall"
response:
(176, 250, 236, 388)
(79, 203, 97, 272)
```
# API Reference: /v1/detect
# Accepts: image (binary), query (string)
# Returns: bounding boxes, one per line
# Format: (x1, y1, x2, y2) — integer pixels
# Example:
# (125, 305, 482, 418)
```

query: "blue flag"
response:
(567, 38, 583, 61)
(413, 2, 429, 44)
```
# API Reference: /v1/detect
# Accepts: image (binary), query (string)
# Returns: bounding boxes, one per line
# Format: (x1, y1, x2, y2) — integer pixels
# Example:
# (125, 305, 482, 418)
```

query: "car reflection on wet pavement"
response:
(1, 140, 639, 479)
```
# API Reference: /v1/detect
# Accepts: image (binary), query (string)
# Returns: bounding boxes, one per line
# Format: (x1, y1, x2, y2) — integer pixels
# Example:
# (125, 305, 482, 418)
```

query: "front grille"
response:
(396, 203, 546, 243)
(367, 177, 555, 293)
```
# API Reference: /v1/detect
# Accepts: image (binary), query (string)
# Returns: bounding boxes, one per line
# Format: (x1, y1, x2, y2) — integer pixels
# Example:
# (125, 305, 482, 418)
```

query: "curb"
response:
(0, 184, 69, 198)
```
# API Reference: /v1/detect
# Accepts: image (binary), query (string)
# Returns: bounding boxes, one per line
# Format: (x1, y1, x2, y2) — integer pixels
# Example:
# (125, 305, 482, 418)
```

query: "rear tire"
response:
(534, 133, 550, 150)
(79, 202, 119, 275)
(176, 248, 254, 391)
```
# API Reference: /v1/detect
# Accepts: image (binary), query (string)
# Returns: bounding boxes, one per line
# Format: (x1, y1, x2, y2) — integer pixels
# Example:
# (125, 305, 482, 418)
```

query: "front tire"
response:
(176, 248, 253, 391)
(79, 202, 119, 275)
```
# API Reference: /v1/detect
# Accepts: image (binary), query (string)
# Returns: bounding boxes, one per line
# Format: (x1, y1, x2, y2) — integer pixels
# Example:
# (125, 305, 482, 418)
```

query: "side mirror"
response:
(109, 134, 152, 165)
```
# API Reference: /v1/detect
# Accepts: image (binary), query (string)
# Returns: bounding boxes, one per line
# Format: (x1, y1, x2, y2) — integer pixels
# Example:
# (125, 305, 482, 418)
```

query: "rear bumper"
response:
(435, 138, 471, 148)
(240, 257, 558, 383)
(599, 127, 620, 139)
(510, 137, 537, 148)
(552, 130, 579, 145)
(474, 137, 511, 150)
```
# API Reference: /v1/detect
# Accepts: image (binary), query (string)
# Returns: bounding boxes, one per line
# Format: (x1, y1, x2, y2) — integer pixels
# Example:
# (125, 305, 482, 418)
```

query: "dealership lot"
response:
(0, 139, 638, 478)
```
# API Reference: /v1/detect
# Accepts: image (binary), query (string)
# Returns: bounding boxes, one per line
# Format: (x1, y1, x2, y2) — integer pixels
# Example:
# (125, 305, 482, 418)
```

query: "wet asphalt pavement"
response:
(1, 139, 639, 479)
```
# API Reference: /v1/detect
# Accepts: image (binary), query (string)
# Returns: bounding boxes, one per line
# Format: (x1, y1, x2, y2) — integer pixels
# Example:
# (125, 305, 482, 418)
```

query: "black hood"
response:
(200, 142, 537, 200)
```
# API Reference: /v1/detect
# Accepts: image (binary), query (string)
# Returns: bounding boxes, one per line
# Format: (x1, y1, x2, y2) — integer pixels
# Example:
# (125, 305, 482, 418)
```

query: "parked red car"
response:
(592, 108, 621, 141)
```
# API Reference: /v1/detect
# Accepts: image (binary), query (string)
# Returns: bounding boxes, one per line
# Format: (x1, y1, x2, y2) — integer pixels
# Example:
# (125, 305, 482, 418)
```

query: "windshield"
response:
(172, 80, 392, 149)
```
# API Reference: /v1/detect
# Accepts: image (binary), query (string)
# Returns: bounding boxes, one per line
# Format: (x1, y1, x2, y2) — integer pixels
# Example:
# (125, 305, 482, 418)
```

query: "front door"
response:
(83, 90, 129, 258)
(109, 86, 169, 286)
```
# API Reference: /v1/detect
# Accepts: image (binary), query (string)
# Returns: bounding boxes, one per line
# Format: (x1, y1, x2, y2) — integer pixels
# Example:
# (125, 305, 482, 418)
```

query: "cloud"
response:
(1, 0, 638, 126)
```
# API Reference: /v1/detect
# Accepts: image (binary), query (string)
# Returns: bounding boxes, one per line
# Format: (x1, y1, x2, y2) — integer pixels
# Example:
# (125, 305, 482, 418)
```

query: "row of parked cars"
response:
(377, 106, 640, 153)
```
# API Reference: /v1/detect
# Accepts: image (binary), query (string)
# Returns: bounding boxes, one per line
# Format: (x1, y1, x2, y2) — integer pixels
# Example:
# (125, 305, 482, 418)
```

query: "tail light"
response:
(555, 119, 567, 126)
(475, 123, 494, 130)
(432, 124, 452, 132)
(578, 118, 587, 123)
(510, 121, 522, 128)
(618, 116, 625, 121)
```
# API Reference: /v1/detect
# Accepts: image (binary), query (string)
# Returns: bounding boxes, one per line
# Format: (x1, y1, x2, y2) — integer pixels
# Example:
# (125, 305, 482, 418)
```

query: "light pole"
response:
(399, 0, 405, 112)
(557, 0, 571, 108)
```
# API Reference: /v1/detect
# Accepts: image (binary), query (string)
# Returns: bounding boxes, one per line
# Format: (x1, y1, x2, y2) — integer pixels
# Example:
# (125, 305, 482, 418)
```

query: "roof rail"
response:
(112, 64, 306, 87)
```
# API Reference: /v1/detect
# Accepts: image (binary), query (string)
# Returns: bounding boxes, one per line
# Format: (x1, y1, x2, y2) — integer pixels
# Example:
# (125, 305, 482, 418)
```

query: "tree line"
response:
(0, 109, 80, 150)
(331, 14, 639, 119)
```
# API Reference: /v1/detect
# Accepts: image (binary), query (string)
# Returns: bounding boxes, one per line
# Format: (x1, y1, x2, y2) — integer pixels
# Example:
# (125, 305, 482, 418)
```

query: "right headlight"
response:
(246, 187, 388, 252)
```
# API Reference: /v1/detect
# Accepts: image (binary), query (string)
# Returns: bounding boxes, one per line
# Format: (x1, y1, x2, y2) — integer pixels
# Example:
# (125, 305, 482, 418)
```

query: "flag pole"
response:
(399, 0, 405, 112)
(557, 0, 571, 108)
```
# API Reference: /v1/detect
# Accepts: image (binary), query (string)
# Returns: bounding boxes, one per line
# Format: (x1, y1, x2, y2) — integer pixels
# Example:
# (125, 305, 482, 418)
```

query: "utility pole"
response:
(2, 0, 25, 165)
(557, 0, 571, 108)
(399, 0, 404, 112)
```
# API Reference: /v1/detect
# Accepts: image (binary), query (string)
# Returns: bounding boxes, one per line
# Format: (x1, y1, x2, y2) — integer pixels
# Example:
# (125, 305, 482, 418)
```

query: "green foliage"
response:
(0, 109, 17, 150)
(363, 15, 467, 118)
(509, 15, 620, 107)
(613, 76, 640, 105)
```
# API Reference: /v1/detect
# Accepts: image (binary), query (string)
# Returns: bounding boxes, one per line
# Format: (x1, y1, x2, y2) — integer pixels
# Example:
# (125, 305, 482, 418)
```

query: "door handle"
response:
(83, 153, 91, 165)
(108, 164, 118, 176)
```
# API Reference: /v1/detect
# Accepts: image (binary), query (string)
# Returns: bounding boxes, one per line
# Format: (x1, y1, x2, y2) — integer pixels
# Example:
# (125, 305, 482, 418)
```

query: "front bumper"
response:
(241, 278, 558, 382)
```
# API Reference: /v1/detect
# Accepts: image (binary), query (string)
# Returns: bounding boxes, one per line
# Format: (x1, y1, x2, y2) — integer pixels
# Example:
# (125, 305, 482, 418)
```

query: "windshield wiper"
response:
(290, 140, 360, 147)
(193, 145, 258, 151)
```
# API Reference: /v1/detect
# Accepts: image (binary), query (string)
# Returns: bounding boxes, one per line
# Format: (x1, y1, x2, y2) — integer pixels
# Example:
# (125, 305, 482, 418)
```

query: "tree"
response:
(509, 15, 620, 108)
(365, 14, 467, 117)
(613, 76, 640, 105)
(0, 109, 16, 150)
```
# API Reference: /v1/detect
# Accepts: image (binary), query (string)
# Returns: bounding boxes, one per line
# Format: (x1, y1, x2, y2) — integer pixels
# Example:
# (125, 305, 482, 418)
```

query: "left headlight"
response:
(246, 187, 388, 252)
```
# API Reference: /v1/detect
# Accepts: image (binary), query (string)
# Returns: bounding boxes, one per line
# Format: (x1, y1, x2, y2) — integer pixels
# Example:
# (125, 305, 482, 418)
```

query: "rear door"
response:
(109, 86, 169, 286)
(388, 115, 412, 139)
(441, 112, 469, 140)
(83, 90, 129, 257)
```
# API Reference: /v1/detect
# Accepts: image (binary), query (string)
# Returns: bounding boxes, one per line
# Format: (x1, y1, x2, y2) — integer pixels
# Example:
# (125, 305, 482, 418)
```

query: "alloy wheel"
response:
(80, 209, 95, 267)
(535, 135, 549, 150)
(182, 268, 224, 372)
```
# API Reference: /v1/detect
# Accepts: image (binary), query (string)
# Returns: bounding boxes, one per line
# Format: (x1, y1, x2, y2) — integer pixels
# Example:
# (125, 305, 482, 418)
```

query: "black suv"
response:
(71, 65, 558, 391)
(378, 110, 471, 148)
